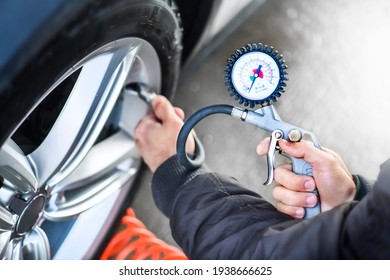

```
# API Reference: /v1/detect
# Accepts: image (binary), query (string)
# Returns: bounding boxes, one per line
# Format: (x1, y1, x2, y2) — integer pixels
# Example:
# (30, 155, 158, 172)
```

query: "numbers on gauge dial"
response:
(231, 52, 280, 101)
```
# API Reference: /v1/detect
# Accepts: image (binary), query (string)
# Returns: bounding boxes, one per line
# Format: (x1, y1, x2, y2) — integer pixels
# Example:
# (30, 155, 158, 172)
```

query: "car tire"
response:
(0, 0, 182, 259)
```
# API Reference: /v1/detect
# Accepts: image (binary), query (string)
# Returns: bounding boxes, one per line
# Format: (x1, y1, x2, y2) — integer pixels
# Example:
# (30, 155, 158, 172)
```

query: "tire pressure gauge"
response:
(178, 42, 321, 219)
(225, 43, 288, 108)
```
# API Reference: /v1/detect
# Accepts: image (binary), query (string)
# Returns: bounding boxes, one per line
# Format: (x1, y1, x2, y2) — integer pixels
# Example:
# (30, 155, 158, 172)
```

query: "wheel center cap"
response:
(14, 194, 46, 235)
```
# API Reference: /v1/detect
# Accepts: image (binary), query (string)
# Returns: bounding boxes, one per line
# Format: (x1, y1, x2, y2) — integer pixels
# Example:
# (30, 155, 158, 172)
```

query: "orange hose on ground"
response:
(100, 208, 188, 260)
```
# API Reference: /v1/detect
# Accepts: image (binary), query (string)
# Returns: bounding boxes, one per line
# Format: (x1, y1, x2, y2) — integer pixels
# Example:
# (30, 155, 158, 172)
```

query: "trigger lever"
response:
(264, 130, 283, 186)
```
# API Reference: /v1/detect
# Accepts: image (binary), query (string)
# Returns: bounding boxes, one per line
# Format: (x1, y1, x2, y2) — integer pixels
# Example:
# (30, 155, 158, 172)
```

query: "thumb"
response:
(152, 95, 176, 122)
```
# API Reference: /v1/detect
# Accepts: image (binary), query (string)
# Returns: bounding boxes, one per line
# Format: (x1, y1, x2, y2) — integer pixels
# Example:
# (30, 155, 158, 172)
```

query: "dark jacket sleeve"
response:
(151, 156, 389, 259)
(352, 174, 373, 201)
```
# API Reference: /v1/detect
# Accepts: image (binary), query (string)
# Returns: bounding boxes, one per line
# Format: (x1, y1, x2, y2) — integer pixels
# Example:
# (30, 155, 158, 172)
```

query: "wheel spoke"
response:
(0, 231, 12, 259)
(52, 131, 139, 194)
(0, 204, 14, 231)
(45, 165, 138, 221)
(22, 227, 50, 260)
(28, 42, 141, 187)
(118, 88, 148, 138)
(3, 237, 22, 260)
(45, 132, 140, 221)
(0, 139, 37, 194)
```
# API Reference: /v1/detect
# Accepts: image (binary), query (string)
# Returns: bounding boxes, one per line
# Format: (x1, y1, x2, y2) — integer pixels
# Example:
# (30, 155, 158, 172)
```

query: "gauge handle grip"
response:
(280, 152, 321, 219)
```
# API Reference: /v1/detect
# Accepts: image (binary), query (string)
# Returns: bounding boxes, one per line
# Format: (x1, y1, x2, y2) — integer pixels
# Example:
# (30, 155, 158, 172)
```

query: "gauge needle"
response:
(249, 64, 262, 92)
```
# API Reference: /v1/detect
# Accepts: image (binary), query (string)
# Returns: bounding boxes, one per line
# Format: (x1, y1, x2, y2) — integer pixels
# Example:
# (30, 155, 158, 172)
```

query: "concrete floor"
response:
(131, 0, 390, 247)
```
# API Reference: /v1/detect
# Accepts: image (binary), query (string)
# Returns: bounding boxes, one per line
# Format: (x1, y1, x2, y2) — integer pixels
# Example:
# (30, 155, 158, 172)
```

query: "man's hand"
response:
(257, 138, 356, 218)
(134, 95, 195, 172)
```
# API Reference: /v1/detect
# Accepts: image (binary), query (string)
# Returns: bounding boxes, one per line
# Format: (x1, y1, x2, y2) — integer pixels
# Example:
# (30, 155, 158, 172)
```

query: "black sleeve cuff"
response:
(352, 174, 373, 201)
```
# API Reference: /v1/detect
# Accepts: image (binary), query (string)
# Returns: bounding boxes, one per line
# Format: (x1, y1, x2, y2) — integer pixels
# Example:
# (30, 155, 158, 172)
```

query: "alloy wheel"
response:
(0, 37, 160, 259)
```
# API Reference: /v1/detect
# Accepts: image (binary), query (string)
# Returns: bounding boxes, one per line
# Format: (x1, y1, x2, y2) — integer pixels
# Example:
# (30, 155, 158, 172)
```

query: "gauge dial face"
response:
(231, 51, 280, 101)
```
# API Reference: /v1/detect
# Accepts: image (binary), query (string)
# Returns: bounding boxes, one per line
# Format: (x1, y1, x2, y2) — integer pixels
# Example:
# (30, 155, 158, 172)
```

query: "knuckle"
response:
(134, 121, 151, 140)
(275, 202, 284, 213)
(134, 123, 144, 138)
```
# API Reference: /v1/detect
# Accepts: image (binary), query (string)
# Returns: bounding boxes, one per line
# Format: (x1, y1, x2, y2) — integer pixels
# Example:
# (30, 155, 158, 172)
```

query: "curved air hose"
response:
(176, 104, 234, 169)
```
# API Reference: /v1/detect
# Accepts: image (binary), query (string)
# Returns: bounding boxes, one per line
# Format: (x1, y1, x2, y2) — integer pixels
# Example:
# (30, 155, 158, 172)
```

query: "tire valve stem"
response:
(138, 87, 157, 105)
(127, 83, 157, 105)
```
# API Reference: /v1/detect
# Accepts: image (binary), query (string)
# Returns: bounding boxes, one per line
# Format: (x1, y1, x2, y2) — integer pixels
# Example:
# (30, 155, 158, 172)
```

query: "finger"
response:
(173, 107, 185, 120)
(278, 139, 331, 167)
(273, 185, 318, 208)
(152, 95, 177, 122)
(275, 202, 305, 219)
(274, 164, 316, 191)
(256, 137, 270, 156)
(134, 114, 160, 140)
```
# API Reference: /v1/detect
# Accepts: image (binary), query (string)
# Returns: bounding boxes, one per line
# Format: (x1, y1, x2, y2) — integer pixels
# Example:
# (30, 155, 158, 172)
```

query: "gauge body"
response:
(225, 43, 287, 107)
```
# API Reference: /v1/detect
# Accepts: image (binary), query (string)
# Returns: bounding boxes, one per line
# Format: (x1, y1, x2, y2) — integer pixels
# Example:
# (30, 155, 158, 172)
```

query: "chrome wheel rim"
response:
(0, 38, 161, 259)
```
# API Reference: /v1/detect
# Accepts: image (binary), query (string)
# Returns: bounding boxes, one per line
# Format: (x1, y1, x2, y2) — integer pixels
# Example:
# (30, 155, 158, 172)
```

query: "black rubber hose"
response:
(176, 104, 234, 169)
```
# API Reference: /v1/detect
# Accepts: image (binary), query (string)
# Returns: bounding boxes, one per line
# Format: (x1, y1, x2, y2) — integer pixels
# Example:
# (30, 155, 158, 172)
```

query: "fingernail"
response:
(295, 208, 305, 218)
(306, 195, 317, 206)
(304, 180, 314, 190)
